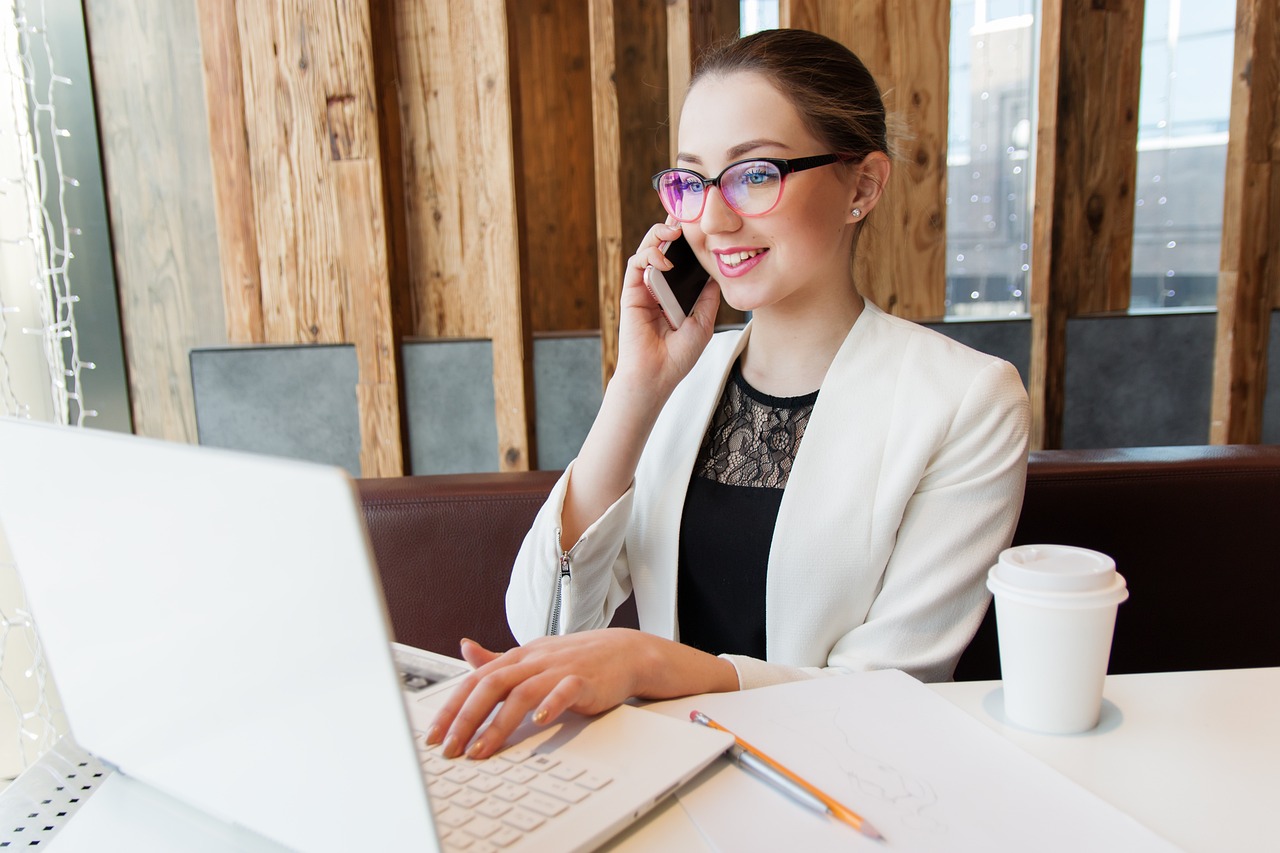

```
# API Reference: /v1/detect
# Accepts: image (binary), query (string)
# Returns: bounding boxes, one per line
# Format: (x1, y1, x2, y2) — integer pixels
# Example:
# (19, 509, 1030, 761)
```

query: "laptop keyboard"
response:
(416, 732, 615, 852)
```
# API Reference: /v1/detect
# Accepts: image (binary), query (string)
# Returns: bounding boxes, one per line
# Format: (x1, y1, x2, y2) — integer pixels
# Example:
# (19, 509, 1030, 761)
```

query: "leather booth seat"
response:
(356, 445, 1280, 681)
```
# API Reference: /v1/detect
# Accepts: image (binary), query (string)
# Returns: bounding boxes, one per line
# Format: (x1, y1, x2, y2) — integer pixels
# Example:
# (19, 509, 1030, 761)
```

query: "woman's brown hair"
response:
(691, 29, 889, 161)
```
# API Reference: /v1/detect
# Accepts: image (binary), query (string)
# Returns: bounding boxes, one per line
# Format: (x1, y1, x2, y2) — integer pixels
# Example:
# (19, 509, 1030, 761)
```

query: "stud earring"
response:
(851, 208, 861, 218)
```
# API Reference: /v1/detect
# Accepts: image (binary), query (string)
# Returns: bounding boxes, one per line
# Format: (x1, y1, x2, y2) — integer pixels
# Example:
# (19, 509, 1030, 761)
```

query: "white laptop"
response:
(0, 418, 731, 852)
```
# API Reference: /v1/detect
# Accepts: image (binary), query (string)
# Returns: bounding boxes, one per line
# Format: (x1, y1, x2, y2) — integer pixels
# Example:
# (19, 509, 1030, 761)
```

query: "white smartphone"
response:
(643, 233, 710, 330)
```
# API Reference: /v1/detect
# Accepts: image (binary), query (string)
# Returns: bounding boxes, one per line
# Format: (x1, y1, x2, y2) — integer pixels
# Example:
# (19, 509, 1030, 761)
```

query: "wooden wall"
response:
(92, 0, 1277, 469)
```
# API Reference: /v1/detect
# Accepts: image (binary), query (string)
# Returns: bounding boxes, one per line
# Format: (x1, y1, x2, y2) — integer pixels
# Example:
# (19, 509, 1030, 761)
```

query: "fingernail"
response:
(442, 735, 461, 758)
(425, 724, 442, 745)
(467, 738, 487, 759)
(532, 708, 549, 725)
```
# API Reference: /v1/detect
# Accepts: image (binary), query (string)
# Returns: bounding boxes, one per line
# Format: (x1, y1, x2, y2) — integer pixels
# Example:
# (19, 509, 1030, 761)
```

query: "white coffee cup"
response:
(986, 544, 1129, 734)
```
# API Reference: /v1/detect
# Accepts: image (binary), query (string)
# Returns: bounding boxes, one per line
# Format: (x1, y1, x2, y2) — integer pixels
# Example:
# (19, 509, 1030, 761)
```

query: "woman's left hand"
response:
(424, 629, 737, 759)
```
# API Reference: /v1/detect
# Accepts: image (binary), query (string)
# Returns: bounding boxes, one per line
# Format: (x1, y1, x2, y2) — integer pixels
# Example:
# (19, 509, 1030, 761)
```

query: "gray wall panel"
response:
(402, 340, 499, 475)
(1064, 312, 1215, 448)
(191, 345, 360, 476)
(533, 335, 602, 471)
(1264, 310, 1280, 445)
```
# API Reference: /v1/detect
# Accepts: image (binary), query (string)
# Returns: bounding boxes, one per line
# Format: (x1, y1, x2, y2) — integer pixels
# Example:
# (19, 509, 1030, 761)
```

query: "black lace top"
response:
(677, 361, 818, 658)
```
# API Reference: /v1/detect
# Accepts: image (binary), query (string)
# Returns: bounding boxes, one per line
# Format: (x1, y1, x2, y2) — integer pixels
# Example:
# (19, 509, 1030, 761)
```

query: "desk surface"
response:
(934, 668, 1280, 853)
(608, 667, 1279, 852)
(6, 667, 1276, 851)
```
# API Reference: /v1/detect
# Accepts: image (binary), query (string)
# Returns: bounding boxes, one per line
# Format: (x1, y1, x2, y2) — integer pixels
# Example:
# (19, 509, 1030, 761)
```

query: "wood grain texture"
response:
(332, 160, 403, 475)
(84, 0, 226, 442)
(195, 0, 263, 344)
(392, 2, 532, 469)
(1210, 0, 1278, 444)
(589, 0, 669, 388)
(781, 0, 949, 321)
(588, 0, 624, 386)
(510, 0, 599, 333)
(236, 1, 403, 474)
(1028, 0, 1144, 450)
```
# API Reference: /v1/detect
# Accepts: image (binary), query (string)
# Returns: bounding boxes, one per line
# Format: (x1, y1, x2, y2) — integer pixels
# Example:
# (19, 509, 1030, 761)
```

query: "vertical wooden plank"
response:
(509, 0, 599, 333)
(236, 1, 403, 475)
(1210, 0, 1279, 444)
(332, 161, 403, 476)
(195, 0, 263, 344)
(779, 0, 948, 321)
(589, 0, 669, 388)
(84, 0, 226, 442)
(1028, 0, 1144, 449)
(453, 2, 533, 470)
(588, 0, 624, 386)
(392, 2, 533, 470)
(666, 0, 738, 161)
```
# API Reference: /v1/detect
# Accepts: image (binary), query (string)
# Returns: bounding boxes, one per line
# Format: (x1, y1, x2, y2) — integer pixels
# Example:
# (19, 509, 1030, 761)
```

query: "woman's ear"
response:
(847, 152, 892, 223)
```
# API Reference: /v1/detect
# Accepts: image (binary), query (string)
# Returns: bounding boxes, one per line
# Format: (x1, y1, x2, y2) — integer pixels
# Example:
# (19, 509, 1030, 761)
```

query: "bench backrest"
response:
(358, 445, 1280, 678)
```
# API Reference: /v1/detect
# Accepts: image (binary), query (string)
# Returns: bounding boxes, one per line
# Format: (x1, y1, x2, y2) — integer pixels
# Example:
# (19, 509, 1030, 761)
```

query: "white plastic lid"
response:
(992, 544, 1118, 593)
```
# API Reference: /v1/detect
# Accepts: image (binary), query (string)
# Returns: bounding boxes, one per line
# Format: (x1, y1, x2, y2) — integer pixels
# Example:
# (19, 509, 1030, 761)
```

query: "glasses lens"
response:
(721, 161, 783, 216)
(657, 171, 704, 221)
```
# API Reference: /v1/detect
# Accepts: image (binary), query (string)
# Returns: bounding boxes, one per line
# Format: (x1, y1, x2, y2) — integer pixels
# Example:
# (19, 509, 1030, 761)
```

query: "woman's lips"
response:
(714, 247, 768, 278)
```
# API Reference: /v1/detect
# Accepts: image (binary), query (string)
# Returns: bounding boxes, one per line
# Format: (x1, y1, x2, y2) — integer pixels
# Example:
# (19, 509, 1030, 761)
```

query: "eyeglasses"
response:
(651, 154, 845, 222)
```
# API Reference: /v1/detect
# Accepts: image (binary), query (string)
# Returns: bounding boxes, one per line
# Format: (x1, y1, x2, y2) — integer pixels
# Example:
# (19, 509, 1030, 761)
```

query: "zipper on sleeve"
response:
(548, 529, 572, 636)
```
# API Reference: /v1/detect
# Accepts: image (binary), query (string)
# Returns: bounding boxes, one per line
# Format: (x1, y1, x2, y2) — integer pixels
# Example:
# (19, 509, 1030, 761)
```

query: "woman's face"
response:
(676, 71, 860, 317)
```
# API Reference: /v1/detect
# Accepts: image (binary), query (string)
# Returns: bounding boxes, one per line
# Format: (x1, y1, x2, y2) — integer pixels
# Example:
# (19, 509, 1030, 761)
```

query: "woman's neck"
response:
(738, 288, 865, 397)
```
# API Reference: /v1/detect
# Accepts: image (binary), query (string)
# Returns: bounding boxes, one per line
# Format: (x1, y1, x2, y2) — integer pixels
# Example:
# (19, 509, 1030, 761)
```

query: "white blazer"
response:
(507, 302, 1030, 687)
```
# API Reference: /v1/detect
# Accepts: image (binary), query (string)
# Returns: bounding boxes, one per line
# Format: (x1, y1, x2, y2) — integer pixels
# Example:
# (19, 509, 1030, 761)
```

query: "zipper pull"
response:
(548, 534, 572, 636)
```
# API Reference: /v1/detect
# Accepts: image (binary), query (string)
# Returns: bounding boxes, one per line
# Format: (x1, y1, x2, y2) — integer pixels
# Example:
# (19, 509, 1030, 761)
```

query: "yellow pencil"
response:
(691, 710, 884, 841)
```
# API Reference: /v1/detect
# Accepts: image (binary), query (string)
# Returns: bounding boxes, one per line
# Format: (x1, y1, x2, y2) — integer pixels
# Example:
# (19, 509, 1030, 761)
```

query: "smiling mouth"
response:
(719, 249, 765, 268)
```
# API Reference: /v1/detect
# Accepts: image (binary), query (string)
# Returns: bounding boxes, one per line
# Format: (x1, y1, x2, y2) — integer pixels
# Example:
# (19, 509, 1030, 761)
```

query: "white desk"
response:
(607, 667, 1279, 852)
(4, 668, 1276, 851)
(932, 668, 1280, 853)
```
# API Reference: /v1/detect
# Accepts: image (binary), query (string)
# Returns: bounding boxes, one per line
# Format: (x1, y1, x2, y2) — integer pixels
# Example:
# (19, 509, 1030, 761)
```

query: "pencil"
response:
(691, 710, 883, 841)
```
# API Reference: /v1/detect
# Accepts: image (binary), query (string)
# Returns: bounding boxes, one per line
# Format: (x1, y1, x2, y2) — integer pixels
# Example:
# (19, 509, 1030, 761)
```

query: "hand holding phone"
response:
(643, 233, 710, 330)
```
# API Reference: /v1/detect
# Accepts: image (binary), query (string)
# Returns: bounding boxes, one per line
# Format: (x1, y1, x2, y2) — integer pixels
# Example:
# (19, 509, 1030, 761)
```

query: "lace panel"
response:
(694, 365, 817, 490)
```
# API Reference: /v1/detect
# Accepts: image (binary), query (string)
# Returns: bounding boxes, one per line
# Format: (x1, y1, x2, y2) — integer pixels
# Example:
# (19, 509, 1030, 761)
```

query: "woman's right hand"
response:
(555, 221, 720, 546)
(613, 221, 720, 400)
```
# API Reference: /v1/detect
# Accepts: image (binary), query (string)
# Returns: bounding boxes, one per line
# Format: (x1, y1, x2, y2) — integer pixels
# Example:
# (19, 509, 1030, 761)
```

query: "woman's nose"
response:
(698, 186, 741, 234)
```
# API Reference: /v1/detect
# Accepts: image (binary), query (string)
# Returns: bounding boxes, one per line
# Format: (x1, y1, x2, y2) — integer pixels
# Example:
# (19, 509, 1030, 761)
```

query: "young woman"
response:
(428, 29, 1029, 760)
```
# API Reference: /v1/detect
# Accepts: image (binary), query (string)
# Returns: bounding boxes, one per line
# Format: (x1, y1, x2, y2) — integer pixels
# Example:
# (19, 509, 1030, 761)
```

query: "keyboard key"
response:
(492, 782, 529, 803)
(488, 826, 523, 848)
(429, 778, 462, 800)
(527, 754, 559, 772)
(445, 766, 480, 785)
(503, 765, 536, 785)
(549, 763, 584, 782)
(530, 776, 590, 804)
(466, 774, 503, 794)
(436, 806, 475, 829)
(461, 816, 501, 839)
(520, 792, 568, 817)
(452, 788, 486, 809)
(500, 808, 545, 832)
(475, 799, 512, 820)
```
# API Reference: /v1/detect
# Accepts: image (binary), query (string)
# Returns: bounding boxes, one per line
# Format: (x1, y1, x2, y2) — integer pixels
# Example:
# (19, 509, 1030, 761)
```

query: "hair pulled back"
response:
(691, 29, 888, 161)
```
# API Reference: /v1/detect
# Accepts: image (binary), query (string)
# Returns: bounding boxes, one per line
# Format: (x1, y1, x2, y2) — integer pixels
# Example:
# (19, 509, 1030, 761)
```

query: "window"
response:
(1131, 0, 1236, 311)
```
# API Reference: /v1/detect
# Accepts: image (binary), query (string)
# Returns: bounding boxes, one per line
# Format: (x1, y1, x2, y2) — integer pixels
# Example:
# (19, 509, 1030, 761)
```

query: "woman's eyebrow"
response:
(677, 138, 795, 167)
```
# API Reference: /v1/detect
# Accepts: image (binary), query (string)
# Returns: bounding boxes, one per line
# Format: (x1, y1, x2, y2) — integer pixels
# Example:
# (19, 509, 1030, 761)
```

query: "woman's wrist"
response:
(631, 631, 741, 699)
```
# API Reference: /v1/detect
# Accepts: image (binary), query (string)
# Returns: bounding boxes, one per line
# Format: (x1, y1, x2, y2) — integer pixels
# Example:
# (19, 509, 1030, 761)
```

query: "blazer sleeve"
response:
(505, 461, 638, 644)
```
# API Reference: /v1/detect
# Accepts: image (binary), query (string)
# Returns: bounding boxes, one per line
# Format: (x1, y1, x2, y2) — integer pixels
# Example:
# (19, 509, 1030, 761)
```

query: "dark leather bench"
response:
(356, 445, 1280, 680)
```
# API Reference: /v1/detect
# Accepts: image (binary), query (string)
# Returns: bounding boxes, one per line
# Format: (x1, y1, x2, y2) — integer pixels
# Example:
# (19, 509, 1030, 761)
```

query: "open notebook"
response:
(0, 418, 731, 852)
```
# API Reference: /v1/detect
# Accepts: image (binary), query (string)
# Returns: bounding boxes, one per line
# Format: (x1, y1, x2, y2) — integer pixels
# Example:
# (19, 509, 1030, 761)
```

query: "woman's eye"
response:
(738, 167, 776, 187)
